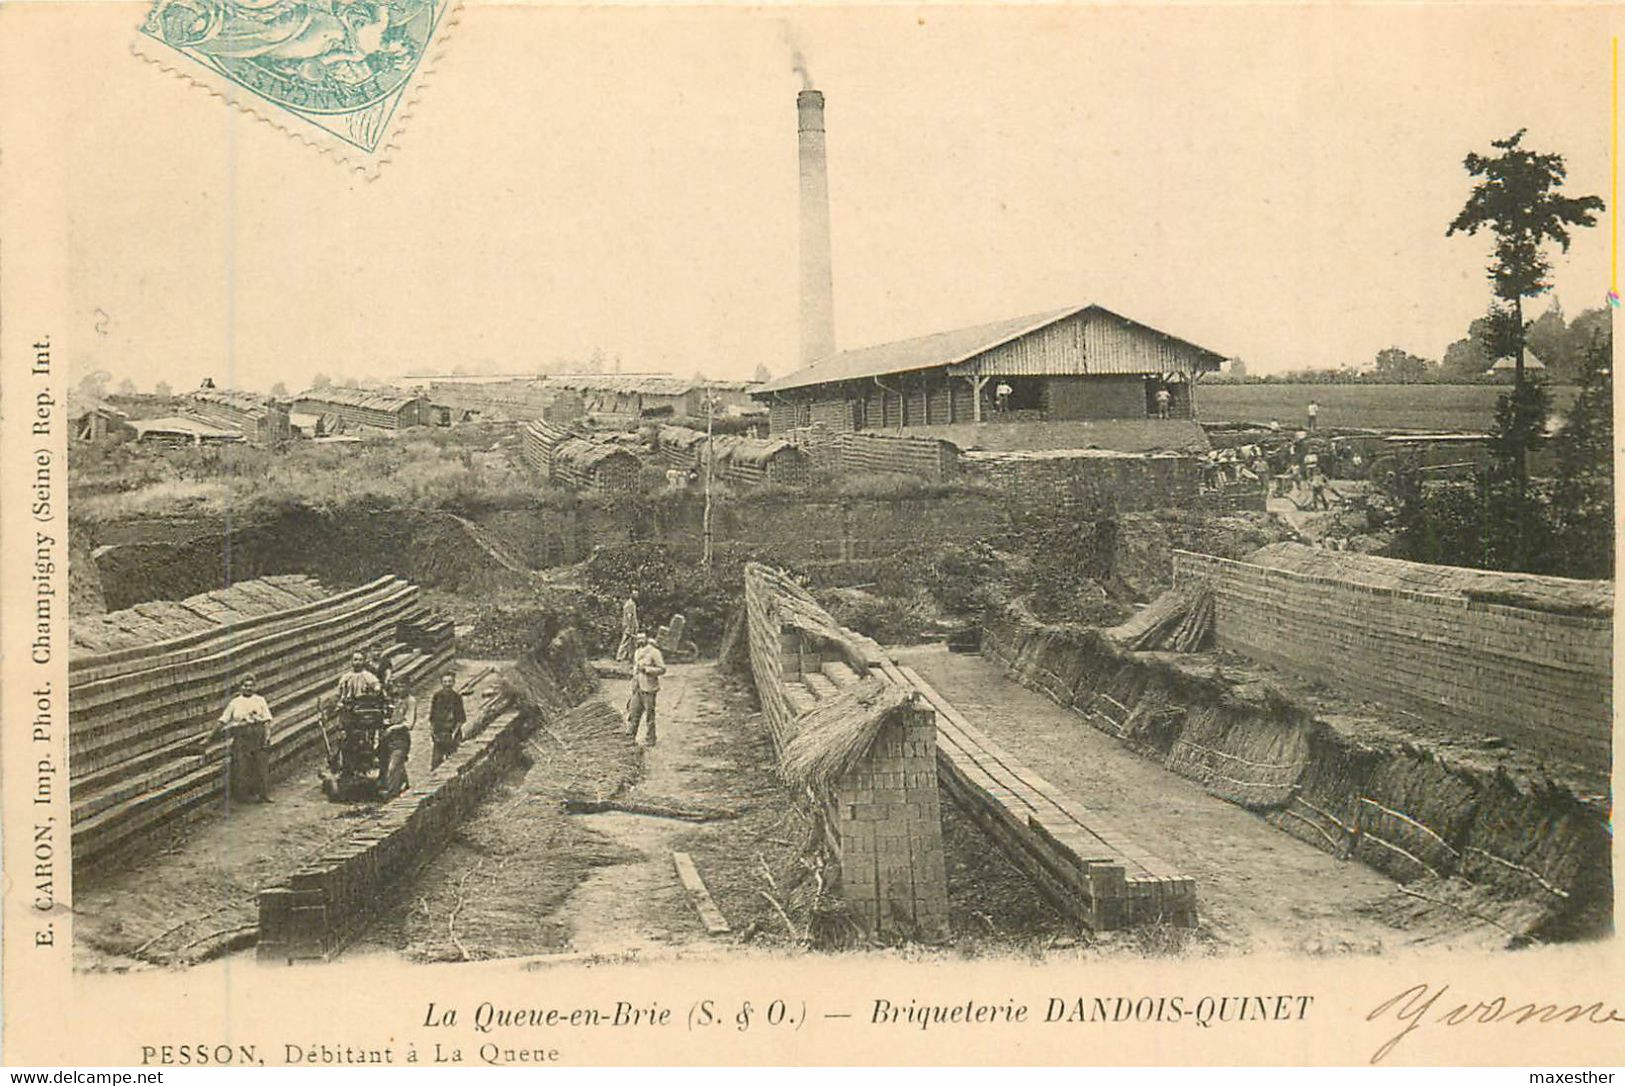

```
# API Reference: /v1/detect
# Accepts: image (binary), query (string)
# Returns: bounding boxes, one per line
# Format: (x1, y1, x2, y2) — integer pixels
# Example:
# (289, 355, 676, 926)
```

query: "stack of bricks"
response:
(741, 563, 949, 941)
(257, 703, 524, 962)
(831, 431, 961, 482)
(1174, 550, 1613, 770)
(428, 378, 554, 422)
(777, 423, 841, 475)
(962, 450, 1198, 514)
(1193, 483, 1267, 514)
(655, 425, 708, 471)
(832, 705, 949, 939)
(68, 575, 454, 871)
(520, 420, 572, 478)
(976, 593, 1609, 925)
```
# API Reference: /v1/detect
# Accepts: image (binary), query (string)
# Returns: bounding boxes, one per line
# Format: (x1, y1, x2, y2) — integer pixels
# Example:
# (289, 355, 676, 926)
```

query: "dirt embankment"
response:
(81, 508, 545, 611)
(68, 527, 107, 615)
(1104, 510, 1295, 601)
(981, 608, 1612, 944)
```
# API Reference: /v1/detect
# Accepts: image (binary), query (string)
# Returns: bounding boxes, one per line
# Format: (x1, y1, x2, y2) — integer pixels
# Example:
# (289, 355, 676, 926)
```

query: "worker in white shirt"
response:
(626, 633, 667, 747)
(215, 674, 274, 803)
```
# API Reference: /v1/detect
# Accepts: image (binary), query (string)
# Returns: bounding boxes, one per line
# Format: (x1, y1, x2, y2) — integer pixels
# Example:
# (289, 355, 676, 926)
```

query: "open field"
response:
(1199, 383, 1579, 432)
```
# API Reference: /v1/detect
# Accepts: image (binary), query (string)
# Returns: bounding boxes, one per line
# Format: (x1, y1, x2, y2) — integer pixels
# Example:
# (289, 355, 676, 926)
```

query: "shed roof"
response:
(68, 394, 127, 420)
(548, 374, 764, 398)
(130, 416, 244, 441)
(295, 386, 424, 412)
(190, 388, 282, 419)
(755, 303, 1225, 395)
(553, 437, 638, 470)
(658, 424, 710, 450)
(713, 435, 801, 466)
(1490, 349, 1546, 371)
(549, 375, 695, 396)
(524, 419, 573, 446)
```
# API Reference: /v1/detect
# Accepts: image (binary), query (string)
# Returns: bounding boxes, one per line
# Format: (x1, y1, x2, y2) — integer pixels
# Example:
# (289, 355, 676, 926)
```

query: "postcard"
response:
(1, 1, 1619, 1068)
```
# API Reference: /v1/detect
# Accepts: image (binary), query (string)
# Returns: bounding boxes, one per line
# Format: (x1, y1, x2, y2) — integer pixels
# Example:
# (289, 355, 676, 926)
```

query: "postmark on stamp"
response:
(135, 0, 453, 168)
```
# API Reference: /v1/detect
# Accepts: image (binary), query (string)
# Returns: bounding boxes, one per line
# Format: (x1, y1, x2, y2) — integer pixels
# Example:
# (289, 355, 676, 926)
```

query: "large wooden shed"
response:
(752, 303, 1225, 437)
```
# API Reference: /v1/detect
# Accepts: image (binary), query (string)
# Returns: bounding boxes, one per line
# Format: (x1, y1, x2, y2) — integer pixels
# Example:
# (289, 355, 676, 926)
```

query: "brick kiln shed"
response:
(753, 302, 1226, 438)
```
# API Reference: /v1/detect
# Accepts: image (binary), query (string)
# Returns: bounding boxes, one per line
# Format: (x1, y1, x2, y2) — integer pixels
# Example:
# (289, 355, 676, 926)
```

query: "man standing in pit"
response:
(428, 672, 466, 769)
(995, 380, 1013, 416)
(616, 590, 640, 662)
(215, 674, 274, 804)
(1155, 385, 1173, 419)
(378, 677, 415, 798)
(626, 632, 667, 747)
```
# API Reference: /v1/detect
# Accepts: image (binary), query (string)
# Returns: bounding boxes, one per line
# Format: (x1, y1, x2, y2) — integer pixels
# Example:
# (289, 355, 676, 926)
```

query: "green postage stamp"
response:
(136, 0, 453, 166)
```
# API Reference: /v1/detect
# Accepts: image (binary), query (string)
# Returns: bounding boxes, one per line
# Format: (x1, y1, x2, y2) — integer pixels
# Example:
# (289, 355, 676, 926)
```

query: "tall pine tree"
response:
(1447, 130, 1603, 562)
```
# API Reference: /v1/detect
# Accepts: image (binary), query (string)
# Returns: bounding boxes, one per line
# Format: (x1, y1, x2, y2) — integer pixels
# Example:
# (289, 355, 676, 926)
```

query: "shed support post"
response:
(964, 375, 989, 423)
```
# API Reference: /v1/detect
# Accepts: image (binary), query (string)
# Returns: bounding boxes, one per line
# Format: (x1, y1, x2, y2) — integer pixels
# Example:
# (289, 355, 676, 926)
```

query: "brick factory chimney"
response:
(797, 89, 836, 365)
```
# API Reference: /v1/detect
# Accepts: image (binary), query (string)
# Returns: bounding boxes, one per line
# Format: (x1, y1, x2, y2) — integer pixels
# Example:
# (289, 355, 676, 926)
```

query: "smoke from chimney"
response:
(797, 88, 836, 364)
(781, 23, 814, 91)
(790, 44, 813, 91)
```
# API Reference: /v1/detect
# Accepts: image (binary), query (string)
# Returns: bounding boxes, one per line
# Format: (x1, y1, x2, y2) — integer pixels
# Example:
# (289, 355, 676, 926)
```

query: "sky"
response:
(22, 3, 1618, 392)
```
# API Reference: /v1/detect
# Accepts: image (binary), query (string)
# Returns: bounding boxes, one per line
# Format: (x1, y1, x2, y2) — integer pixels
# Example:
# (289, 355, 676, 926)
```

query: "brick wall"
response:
(1045, 375, 1147, 420)
(832, 705, 949, 937)
(779, 426, 962, 482)
(833, 431, 961, 481)
(1174, 550, 1612, 768)
(964, 450, 1199, 513)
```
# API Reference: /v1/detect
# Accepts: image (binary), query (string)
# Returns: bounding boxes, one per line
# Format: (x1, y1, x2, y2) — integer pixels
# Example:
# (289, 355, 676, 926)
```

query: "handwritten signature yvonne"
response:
(1367, 983, 1625, 1064)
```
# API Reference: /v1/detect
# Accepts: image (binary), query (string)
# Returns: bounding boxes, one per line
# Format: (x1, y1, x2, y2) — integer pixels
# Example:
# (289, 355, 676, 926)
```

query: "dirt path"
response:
(73, 658, 506, 970)
(554, 664, 739, 955)
(354, 660, 802, 964)
(892, 644, 1501, 957)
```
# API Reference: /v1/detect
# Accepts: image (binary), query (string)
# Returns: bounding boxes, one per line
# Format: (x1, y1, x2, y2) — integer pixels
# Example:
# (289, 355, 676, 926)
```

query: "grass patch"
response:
(71, 429, 581, 525)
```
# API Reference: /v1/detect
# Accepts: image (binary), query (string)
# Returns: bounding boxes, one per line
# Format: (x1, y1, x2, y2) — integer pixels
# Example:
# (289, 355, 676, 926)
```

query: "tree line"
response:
(1218, 301, 1608, 385)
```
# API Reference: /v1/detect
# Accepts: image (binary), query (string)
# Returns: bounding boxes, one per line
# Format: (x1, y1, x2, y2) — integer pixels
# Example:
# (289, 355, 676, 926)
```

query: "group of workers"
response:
(209, 588, 672, 805)
(209, 650, 471, 806)
(1201, 429, 1357, 512)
